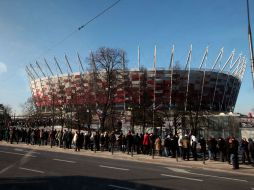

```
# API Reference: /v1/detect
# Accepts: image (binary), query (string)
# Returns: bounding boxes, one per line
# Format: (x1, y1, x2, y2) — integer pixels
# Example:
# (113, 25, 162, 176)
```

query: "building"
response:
(26, 47, 246, 134)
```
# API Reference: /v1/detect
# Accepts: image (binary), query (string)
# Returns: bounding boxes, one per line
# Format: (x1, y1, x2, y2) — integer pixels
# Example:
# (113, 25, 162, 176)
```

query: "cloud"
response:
(0, 62, 7, 74)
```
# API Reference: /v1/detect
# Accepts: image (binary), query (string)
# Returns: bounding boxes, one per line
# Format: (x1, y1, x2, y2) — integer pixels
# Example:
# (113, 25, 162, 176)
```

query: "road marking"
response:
(161, 174, 203, 182)
(0, 150, 37, 157)
(108, 185, 135, 190)
(53, 158, 76, 163)
(14, 148, 24, 152)
(14, 148, 40, 154)
(19, 167, 44, 174)
(0, 164, 15, 174)
(188, 172, 248, 183)
(167, 167, 190, 174)
(99, 165, 129, 171)
(166, 167, 248, 183)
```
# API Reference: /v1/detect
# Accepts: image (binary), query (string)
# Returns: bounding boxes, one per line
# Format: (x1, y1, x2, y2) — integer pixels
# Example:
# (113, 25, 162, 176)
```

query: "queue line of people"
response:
(0, 127, 254, 169)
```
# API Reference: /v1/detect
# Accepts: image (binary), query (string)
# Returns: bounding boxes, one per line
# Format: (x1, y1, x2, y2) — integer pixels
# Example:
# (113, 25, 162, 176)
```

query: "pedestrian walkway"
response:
(0, 141, 254, 176)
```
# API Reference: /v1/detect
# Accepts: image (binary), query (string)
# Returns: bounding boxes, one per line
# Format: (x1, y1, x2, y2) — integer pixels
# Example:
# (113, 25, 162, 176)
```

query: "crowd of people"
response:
(0, 127, 254, 169)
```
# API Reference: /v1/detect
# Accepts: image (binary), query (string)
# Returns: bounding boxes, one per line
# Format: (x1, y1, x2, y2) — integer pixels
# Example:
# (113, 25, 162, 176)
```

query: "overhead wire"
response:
(33, 0, 121, 63)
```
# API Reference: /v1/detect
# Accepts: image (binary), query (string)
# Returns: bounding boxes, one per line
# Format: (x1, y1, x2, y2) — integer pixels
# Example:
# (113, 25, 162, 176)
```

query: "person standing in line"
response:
(231, 137, 239, 169)
(31, 129, 35, 145)
(149, 133, 156, 156)
(109, 131, 116, 152)
(218, 137, 226, 162)
(207, 136, 212, 160)
(72, 131, 78, 151)
(90, 132, 94, 151)
(240, 138, 251, 164)
(248, 138, 254, 163)
(180, 134, 190, 161)
(171, 134, 179, 158)
(140, 133, 144, 154)
(122, 135, 127, 152)
(117, 133, 123, 152)
(39, 129, 44, 146)
(155, 136, 162, 156)
(84, 132, 90, 150)
(178, 135, 183, 158)
(100, 132, 105, 151)
(94, 131, 100, 151)
(126, 131, 134, 154)
(62, 130, 68, 149)
(164, 135, 170, 157)
(191, 135, 197, 161)
(134, 133, 141, 154)
(104, 132, 109, 151)
(199, 137, 206, 161)
(50, 129, 55, 147)
(143, 133, 149, 155)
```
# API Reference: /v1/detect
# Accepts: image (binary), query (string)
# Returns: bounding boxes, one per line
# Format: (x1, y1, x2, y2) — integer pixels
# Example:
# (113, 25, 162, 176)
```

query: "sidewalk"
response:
(1, 141, 254, 176)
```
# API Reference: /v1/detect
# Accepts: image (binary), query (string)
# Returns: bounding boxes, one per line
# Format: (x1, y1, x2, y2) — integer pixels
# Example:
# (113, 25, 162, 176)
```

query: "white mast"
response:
(220, 50, 235, 111)
(184, 45, 192, 111)
(220, 50, 235, 73)
(153, 45, 157, 109)
(169, 45, 174, 107)
(153, 45, 156, 133)
(77, 52, 85, 73)
(122, 51, 126, 112)
(211, 48, 224, 71)
(138, 46, 141, 106)
(199, 47, 208, 110)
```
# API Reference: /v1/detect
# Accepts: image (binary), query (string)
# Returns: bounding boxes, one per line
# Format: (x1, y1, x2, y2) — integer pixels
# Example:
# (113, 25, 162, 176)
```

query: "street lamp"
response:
(131, 107, 134, 133)
(86, 109, 91, 132)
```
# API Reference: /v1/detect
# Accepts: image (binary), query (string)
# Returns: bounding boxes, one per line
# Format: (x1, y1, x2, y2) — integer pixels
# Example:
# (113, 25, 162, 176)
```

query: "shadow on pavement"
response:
(0, 175, 174, 190)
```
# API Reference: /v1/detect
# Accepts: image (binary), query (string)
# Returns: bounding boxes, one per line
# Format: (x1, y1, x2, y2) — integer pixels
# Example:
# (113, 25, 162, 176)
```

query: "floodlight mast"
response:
(247, 0, 254, 88)
(169, 45, 174, 108)
(77, 53, 85, 73)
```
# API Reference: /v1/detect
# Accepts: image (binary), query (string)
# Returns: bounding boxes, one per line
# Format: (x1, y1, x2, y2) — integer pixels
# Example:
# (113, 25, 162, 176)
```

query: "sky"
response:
(0, 0, 253, 115)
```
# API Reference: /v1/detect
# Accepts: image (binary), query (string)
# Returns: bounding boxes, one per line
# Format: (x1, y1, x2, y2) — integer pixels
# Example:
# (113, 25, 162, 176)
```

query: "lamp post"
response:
(86, 109, 91, 132)
(153, 103, 155, 135)
(130, 107, 134, 133)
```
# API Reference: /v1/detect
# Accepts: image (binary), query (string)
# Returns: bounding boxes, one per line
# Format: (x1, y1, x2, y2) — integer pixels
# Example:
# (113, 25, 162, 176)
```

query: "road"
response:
(0, 145, 253, 190)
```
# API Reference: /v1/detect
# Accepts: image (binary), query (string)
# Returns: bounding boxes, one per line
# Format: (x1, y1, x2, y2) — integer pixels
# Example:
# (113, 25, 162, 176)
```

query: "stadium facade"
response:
(26, 47, 246, 114)
(24, 46, 247, 137)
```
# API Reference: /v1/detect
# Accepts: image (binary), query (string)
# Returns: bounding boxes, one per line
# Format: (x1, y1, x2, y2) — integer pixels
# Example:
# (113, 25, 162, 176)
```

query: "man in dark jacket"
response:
(199, 137, 206, 161)
(134, 133, 141, 154)
(218, 137, 226, 162)
(231, 137, 239, 169)
(240, 138, 251, 164)
(126, 131, 134, 154)
(248, 138, 254, 163)
(109, 132, 116, 152)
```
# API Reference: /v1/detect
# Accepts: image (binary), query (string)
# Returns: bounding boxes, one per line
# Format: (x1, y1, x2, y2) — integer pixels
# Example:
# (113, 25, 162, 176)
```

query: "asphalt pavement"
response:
(0, 141, 253, 175)
(0, 141, 254, 190)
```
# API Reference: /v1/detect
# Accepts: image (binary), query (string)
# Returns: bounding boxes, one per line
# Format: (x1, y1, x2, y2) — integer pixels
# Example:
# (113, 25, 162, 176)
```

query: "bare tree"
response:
(21, 97, 36, 116)
(88, 47, 126, 132)
(0, 104, 12, 127)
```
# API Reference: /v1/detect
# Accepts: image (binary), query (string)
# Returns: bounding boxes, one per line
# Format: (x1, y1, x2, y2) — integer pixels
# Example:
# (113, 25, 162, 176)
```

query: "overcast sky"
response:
(0, 0, 253, 115)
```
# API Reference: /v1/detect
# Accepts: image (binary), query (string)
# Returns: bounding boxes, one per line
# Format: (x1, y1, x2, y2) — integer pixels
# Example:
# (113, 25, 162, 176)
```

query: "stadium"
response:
(25, 46, 246, 135)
